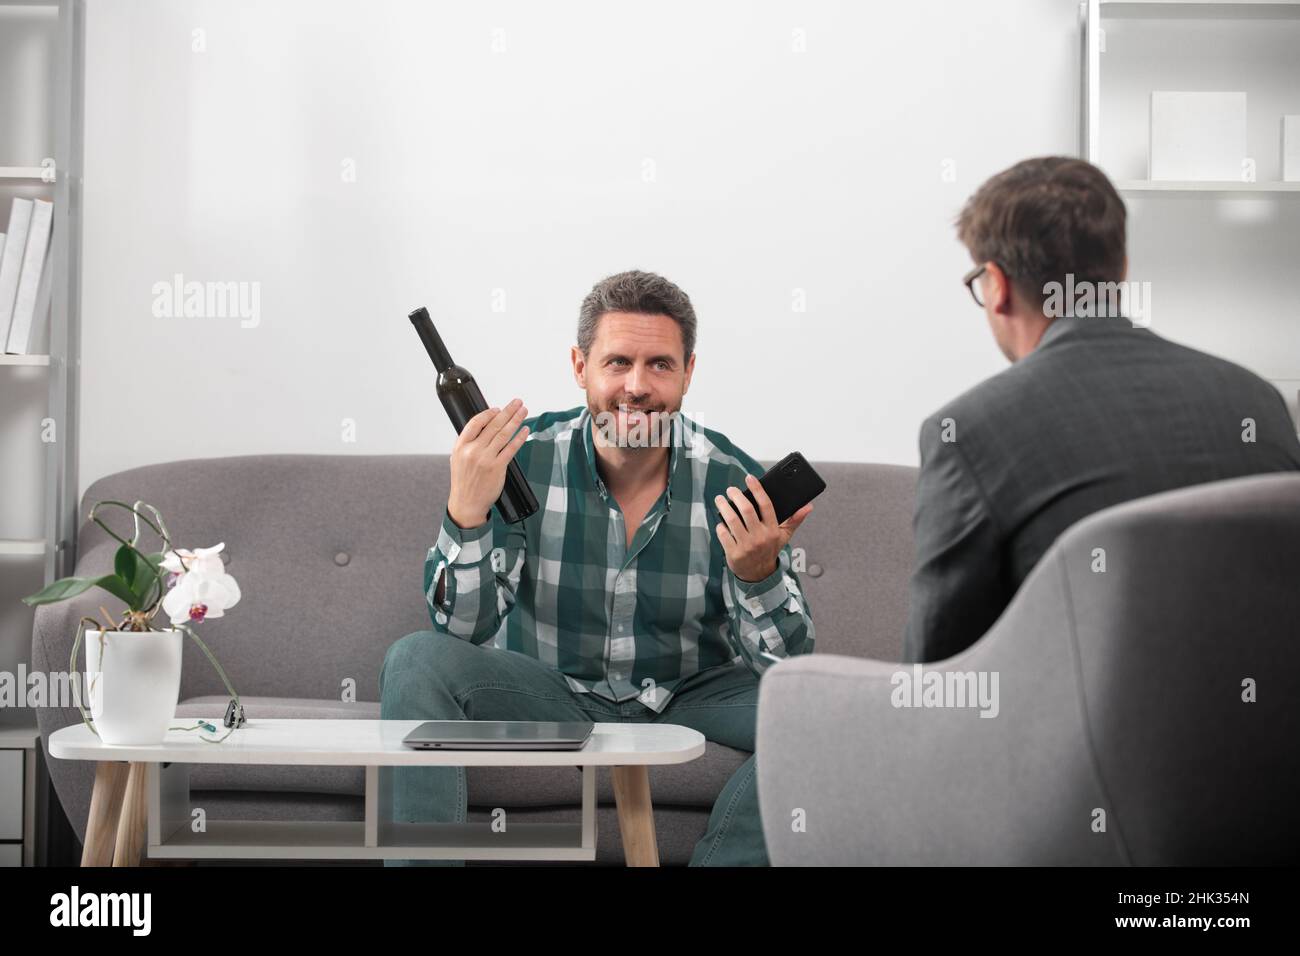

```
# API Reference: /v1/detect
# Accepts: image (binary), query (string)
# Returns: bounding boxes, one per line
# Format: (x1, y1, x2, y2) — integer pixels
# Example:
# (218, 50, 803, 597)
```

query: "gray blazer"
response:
(902, 315, 1300, 663)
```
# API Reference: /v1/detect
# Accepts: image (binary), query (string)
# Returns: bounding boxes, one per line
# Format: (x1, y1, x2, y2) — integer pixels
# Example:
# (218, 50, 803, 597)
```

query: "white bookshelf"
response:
(1096, 0, 1300, 15)
(1079, 0, 1300, 436)
(0, 167, 55, 181)
(0, 0, 82, 581)
(0, 540, 46, 557)
(1082, 0, 1300, 193)
(1114, 179, 1300, 195)
(0, 0, 84, 868)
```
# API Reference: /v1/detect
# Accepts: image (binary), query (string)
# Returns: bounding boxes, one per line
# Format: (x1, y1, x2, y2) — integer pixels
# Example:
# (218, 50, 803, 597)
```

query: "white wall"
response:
(75, 0, 1299, 505)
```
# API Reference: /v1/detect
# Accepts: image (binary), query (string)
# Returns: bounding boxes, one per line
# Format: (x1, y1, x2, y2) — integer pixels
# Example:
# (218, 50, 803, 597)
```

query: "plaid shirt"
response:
(424, 405, 815, 713)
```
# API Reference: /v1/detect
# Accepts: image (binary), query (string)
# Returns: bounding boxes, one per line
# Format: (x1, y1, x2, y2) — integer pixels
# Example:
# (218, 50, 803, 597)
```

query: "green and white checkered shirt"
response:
(424, 405, 815, 713)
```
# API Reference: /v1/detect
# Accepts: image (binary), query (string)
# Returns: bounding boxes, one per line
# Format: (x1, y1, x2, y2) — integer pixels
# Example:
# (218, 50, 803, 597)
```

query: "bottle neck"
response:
(426, 325, 454, 373)
(410, 308, 456, 372)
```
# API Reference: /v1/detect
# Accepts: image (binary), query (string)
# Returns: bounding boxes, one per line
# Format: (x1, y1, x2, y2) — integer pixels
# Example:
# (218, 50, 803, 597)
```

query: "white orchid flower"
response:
(160, 542, 241, 624)
(160, 542, 227, 578)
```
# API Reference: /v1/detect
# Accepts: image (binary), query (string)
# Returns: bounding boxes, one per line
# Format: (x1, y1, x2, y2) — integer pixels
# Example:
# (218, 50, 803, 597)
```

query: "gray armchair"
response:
(757, 473, 1300, 865)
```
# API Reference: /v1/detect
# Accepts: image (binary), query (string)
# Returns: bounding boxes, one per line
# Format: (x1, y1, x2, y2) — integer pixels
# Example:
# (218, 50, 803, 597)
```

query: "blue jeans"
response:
(378, 630, 767, 866)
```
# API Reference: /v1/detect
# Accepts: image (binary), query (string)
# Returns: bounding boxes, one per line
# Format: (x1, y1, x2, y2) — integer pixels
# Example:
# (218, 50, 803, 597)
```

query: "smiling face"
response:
(572, 310, 695, 438)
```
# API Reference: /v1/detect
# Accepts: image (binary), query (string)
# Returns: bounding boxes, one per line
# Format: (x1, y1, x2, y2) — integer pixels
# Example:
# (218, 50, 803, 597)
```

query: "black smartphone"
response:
(721, 451, 826, 526)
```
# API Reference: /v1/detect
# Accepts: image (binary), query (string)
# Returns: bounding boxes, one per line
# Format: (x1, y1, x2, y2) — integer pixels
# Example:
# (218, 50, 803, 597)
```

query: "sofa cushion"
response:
(42, 453, 918, 843)
(177, 696, 748, 808)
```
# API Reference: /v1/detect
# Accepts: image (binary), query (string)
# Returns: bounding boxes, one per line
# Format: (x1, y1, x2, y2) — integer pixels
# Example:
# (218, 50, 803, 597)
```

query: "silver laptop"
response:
(402, 720, 595, 750)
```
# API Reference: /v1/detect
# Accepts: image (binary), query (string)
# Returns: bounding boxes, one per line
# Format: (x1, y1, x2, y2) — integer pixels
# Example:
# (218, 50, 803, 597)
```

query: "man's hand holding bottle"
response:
(446, 398, 530, 530)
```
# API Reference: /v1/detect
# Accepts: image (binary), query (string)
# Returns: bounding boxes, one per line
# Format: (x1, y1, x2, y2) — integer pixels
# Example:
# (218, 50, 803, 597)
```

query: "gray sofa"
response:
(758, 473, 1300, 865)
(33, 453, 919, 865)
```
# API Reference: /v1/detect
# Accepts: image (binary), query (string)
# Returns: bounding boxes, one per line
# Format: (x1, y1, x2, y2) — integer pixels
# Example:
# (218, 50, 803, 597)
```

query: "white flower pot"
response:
(84, 629, 182, 745)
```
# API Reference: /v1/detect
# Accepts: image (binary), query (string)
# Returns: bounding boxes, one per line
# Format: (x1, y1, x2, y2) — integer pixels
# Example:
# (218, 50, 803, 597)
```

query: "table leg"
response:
(112, 761, 149, 867)
(611, 765, 659, 867)
(82, 761, 129, 867)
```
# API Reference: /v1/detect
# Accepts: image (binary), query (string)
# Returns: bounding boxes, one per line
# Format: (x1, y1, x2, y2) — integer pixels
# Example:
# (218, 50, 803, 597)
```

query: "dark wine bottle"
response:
(409, 306, 540, 525)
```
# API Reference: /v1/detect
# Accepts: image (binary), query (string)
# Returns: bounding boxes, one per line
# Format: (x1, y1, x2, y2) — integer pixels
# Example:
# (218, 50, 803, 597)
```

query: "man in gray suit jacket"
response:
(903, 156, 1300, 664)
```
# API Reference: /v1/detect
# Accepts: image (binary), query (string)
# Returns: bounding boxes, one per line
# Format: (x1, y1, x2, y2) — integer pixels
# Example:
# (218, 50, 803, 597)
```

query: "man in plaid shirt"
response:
(381, 270, 816, 866)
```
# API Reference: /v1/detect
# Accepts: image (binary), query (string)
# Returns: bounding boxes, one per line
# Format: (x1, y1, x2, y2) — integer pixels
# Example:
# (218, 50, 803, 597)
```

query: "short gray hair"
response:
(577, 270, 696, 363)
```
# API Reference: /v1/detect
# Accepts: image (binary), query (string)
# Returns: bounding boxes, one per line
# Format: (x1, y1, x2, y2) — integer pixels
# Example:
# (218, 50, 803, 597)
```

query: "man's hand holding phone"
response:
(714, 473, 814, 583)
(446, 398, 530, 530)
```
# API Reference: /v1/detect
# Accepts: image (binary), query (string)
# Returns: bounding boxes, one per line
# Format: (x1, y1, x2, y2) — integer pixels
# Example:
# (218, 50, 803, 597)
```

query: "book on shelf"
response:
(23, 237, 54, 356)
(6, 198, 53, 354)
(0, 198, 33, 347)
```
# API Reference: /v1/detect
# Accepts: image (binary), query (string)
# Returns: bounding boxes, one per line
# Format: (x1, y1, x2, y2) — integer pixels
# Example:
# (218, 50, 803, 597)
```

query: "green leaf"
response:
(22, 576, 101, 606)
(139, 551, 167, 605)
(91, 573, 137, 608)
(130, 552, 165, 608)
(113, 544, 164, 610)
(114, 544, 137, 588)
(21, 572, 138, 609)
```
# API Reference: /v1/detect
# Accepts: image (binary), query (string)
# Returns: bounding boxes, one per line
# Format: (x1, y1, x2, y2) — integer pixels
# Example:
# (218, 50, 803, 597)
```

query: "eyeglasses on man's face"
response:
(963, 263, 989, 307)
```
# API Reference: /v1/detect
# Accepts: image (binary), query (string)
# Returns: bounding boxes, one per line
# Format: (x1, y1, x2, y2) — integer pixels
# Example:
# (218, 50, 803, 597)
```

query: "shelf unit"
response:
(0, 168, 54, 181)
(0, 0, 85, 868)
(1081, 0, 1300, 195)
(1114, 179, 1300, 195)
(1079, 0, 1300, 434)
(0, 726, 37, 867)
(0, 0, 84, 595)
(0, 541, 46, 557)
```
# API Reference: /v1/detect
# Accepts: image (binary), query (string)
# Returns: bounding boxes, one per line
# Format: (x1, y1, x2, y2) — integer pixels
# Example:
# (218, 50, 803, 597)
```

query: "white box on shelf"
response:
(1284, 116, 1300, 183)
(1149, 91, 1247, 182)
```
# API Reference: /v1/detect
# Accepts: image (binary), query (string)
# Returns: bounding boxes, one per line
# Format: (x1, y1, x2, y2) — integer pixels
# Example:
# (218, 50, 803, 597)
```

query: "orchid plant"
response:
(22, 499, 243, 742)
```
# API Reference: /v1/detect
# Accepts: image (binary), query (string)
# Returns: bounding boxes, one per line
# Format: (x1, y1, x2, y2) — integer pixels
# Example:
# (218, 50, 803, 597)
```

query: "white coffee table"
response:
(48, 718, 706, 867)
